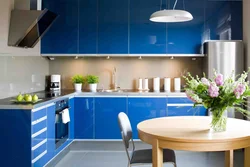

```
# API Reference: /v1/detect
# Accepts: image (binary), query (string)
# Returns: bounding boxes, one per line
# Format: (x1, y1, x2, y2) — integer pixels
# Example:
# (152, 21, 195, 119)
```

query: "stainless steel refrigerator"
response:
(203, 40, 244, 118)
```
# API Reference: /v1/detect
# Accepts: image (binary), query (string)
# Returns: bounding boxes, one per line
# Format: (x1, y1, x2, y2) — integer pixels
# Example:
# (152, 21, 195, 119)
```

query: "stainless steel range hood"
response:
(8, 0, 58, 48)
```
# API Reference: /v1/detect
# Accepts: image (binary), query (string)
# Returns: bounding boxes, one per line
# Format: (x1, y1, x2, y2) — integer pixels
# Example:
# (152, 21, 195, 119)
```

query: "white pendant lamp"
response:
(150, 0, 193, 23)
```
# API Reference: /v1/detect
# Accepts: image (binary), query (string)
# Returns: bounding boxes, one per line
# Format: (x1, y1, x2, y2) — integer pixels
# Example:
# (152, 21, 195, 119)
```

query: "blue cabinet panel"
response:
(79, 0, 97, 54)
(130, 0, 166, 54)
(32, 108, 46, 121)
(98, 0, 128, 54)
(69, 98, 75, 139)
(32, 119, 47, 134)
(41, 0, 78, 54)
(74, 97, 94, 139)
(32, 143, 47, 160)
(95, 97, 127, 139)
(0, 109, 32, 167)
(128, 97, 167, 139)
(167, 97, 207, 116)
(32, 131, 47, 147)
(46, 104, 56, 161)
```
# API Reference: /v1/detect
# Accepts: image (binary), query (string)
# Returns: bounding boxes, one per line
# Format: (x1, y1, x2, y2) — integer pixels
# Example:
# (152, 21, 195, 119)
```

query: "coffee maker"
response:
(50, 75, 61, 91)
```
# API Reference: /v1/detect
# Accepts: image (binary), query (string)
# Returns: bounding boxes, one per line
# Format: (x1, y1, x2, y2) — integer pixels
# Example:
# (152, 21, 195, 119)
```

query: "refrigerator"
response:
(203, 40, 244, 118)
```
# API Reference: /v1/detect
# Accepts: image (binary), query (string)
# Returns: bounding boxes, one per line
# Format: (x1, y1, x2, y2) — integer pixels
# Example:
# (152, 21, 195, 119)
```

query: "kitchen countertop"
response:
(0, 89, 187, 110)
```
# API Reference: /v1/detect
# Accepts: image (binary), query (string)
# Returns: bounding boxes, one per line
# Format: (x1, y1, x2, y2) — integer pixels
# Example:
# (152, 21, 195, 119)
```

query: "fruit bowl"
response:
(10, 99, 43, 104)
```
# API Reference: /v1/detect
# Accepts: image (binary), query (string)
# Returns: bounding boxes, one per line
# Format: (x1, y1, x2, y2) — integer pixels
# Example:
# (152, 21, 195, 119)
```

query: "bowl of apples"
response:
(12, 93, 42, 104)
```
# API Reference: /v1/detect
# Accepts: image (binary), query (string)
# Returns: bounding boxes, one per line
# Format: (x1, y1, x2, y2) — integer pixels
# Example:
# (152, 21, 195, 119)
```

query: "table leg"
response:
(152, 139, 163, 167)
(225, 150, 233, 167)
(244, 147, 250, 167)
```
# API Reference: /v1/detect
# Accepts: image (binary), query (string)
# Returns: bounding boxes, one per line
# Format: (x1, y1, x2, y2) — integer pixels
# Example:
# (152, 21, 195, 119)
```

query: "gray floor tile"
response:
(55, 141, 244, 167)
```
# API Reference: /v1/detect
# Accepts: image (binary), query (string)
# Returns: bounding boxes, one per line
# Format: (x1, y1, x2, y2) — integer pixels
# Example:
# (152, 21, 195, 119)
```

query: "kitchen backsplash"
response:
(0, 56, 49, 99)
(49, 57, 204, 91)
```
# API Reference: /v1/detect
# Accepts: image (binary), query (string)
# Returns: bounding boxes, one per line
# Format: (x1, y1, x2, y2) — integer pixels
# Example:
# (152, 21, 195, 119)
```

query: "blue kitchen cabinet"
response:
(69, 97, 75, 140)
(166, 0, 205, 54)
(41, 0, 78, 54)
(95, 97, 127, 139)
(74, 97, 94, 139)
(130, 0, 166, 54)
(203, 0, 242, 41)
(46, 104, 56, 162)
(128, 97, 167, 139)
(79, 0, 97, 54)
(98, 0, 129, 54)
(167, 97, 207, 116)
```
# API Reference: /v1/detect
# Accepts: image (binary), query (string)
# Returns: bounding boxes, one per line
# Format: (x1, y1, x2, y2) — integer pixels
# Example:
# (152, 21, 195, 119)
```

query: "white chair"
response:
(118, 112, 177, 167)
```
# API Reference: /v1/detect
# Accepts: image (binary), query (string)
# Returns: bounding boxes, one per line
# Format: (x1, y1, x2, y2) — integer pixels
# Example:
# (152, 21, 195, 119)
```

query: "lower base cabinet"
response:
(95, 97, 127, 139)
(128, 97, 167, 139)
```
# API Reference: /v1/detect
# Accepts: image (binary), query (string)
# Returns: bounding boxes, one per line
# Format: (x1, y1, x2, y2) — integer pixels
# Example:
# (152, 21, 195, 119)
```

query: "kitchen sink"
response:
(99, 89, 124, 93)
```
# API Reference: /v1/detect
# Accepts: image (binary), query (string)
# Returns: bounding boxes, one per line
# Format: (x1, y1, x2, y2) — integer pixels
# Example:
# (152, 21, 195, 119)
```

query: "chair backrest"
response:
(118, 112, 133, 148)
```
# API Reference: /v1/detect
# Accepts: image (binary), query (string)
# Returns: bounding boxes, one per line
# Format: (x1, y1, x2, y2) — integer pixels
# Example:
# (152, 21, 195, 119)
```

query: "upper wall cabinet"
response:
(79, 0, 98, 54)
(166, 0, 205, 54)
(202, 0, 242, 41)
(98, 0, 129, 54)
(129, 0, 166, 54)
(41, 0, 78, 54)
(41, 0, 242, 55)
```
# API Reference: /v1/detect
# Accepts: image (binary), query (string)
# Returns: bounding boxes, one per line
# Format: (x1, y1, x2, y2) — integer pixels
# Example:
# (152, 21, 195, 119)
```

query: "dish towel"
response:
(62, 108, 70, 124)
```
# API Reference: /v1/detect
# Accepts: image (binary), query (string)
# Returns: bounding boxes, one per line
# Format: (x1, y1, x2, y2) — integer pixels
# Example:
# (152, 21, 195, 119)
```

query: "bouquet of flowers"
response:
(183, 68, 250, 132)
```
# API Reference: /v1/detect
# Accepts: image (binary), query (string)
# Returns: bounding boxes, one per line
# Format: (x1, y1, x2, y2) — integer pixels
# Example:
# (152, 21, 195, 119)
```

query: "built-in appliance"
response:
(50, 75, 61, 91)
(8, 0, 58, 48)
(203, 40, 244, 118)
(55, 98, 69, 149)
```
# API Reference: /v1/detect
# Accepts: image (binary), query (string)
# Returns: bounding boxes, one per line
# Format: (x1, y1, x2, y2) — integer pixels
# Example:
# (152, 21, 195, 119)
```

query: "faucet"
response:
(112, 67, 117, 90)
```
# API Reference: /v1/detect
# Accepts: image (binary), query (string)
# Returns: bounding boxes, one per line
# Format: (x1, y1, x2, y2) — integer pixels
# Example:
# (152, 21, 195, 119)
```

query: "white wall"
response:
(0, 0, 40, 56)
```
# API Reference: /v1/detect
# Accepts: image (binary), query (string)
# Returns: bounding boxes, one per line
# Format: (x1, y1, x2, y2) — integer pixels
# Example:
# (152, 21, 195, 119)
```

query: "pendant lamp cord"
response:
(173, 0, 178, 9)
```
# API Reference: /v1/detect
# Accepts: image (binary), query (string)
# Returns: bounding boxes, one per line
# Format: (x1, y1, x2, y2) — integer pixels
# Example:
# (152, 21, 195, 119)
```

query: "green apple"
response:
(24, 94, 32, 102)
(32, 94, 39, 102)
(16, 93, 23, 102)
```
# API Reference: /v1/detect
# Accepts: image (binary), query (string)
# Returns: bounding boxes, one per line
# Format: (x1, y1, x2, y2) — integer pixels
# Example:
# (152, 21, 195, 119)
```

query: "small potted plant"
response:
(85, 75, 99, 92)
(71, 74, 84, 92)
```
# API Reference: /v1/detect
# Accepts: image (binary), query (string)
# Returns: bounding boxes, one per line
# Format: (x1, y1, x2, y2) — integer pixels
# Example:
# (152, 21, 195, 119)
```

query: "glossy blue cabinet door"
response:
(166, 0, 204, 54)
(98, 0, 128, 54)
(167, 97, 207, 116)
(95, 97, 127, 139)
(203, 0, 242, 41)
(130, 0, 166, 54)
(46, 104, 56, 162)
(69, 98, 74, 140)
(128, 97, 167, 139)
(79, 0, 97, 54)
(0, 109, 31, 167)
(41, 0, 78, 54)
(74, 97, 94, 139)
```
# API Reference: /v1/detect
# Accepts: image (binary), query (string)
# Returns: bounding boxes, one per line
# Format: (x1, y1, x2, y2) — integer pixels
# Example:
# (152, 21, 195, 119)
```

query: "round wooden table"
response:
(137, 116, 250, 167)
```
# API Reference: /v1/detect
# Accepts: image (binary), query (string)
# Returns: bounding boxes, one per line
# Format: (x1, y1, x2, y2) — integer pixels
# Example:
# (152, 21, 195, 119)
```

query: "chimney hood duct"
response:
(8, 0, 58, 48)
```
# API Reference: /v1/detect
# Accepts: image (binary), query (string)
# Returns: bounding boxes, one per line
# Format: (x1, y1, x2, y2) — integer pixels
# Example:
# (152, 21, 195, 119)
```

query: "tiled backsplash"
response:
(49, 57, 204, 91)
(0, 56, 49, 99)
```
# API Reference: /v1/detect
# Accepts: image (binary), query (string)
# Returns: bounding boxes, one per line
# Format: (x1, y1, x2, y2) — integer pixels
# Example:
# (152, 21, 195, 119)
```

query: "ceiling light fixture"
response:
(138, 56, 142, 60)
(106, 56, 110, 60)
(150, 0, 193, 23)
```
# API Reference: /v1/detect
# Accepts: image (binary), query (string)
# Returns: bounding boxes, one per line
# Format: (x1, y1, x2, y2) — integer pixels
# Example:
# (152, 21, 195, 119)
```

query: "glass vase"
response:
(210, 109, 227, 132)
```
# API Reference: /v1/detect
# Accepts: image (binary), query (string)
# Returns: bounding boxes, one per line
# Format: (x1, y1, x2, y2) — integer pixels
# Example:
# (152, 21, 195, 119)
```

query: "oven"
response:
(55, 98, 69, 149)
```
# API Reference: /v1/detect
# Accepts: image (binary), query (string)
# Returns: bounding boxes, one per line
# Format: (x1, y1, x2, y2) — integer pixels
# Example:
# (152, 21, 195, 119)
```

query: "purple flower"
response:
(185, 90, 196, 102)
(234, 83, 246, 99)
(215, 74, 224, 86)
(201, 78, 210, 86)
(208, 83, 219, 98)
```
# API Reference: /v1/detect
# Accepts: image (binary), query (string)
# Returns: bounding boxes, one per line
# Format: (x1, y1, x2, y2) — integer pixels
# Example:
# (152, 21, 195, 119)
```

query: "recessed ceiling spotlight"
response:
(74, 56, 78, 59)
(106, 56, 110, 59)
(138, 56, 142, 60)
(170, 56, 174, 60)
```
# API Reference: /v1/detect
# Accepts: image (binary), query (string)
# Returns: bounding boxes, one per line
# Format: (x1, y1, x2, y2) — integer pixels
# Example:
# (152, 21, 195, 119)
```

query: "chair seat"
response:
(130, 148, 176, 165)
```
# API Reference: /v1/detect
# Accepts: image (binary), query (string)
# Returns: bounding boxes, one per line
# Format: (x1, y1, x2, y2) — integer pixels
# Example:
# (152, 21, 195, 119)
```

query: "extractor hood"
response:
(8, 0, 58, 48)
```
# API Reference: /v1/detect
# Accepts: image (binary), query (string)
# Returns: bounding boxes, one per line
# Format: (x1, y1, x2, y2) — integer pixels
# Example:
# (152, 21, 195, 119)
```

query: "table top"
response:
(137, 116, 250, 143)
